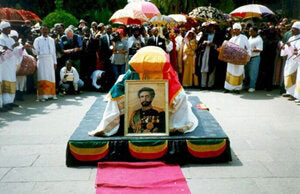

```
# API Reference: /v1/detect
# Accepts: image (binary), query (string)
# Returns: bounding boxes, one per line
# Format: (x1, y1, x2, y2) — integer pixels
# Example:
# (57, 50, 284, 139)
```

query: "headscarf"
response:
(9, 30, 19, 38)
(233, 23, 242, 30)
(0, 21, 11, 31)
(184, 30, 195, 45)
(292, 21, 300, 30)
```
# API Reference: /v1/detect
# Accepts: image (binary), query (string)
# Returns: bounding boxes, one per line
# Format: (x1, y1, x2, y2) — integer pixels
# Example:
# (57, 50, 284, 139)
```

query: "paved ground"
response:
(0, 89, 299, 194)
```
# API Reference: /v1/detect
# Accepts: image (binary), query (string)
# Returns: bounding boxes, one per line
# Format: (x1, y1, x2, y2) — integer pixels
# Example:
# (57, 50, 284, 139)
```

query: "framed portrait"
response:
(125, 80, 169, 136)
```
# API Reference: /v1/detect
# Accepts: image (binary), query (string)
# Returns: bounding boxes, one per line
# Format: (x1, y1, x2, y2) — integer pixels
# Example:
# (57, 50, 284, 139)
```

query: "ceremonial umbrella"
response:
(109, 9, 148, 25)
(168, 14, 187, 23)
(124, 1, 161, 19)
(188, 6, 225, 22)
(149, 15, 175, 25)
(0, 8, 41, 24)
(230, 4, 275, 19)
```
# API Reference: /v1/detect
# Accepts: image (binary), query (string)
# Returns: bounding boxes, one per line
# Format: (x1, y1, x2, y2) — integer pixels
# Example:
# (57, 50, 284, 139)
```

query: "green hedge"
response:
(43, 10, 78, 28)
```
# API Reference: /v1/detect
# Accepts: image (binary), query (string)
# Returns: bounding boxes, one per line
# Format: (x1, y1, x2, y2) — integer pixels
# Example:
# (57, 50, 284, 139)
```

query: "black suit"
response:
(99, 34, 112, 64)
(99, 33, 114, 88)
(147, 36, 166, 51)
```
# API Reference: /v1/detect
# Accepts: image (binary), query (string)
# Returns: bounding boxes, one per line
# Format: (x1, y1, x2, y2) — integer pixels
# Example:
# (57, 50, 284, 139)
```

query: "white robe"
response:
(91, 70, 104, 89)
(293, 40, 300, 100)
(224, 34, 251, 91)
(0, 33, 22, 105)
(15, 45, 28, 92)
(280, 34, 300, 96)
(33, 36, 57, 99)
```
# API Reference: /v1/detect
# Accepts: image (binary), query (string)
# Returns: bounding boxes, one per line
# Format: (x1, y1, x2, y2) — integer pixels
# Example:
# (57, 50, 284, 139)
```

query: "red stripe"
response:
(70, 148, 109, 161)
(187, 144, 226, 158)
(129, 147, 168, 160)
(162, 59, 182, 103)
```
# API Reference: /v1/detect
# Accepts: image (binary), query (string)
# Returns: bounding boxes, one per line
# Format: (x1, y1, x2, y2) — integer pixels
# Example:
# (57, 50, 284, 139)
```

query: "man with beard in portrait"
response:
(129, 87, 165, 134)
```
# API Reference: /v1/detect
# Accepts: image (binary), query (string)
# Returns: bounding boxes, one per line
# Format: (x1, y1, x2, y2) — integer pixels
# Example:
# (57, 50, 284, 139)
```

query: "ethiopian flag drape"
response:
(89, 46, 198, 137)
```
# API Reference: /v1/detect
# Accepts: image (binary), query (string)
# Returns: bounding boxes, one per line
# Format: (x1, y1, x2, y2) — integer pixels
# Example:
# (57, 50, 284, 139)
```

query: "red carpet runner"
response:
(95, 162, 191, 194)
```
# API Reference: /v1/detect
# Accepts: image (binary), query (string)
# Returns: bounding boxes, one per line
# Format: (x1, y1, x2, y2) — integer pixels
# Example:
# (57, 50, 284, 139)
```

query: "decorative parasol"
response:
(168, 14, 187, 23)
(230, 4, 275, 19)
(124, 0, 161, 19)
(109, 9, 148, 25)
(149, 15, 175, 25)
(188, 6, 225, 22)
(0, 8, 41, 24)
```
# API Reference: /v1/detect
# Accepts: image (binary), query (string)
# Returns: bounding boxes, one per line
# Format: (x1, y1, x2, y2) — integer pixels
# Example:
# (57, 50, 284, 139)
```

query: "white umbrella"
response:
(168, 14, 187, 23)
(230, 4, 274, 19)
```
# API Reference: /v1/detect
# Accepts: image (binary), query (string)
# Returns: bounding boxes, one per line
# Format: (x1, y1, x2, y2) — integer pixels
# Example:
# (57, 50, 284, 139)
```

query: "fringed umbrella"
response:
(0, 8, 41, 25)
(230, 4, 275, 19)
(188, 6, 225, 22)
(124, 0, 160, 19)
(109, 9, 148, 25)
(149, 15, 175, 25)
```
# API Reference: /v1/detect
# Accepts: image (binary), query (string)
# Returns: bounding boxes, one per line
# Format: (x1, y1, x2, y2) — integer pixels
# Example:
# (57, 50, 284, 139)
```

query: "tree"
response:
(43, 0, 78, 28)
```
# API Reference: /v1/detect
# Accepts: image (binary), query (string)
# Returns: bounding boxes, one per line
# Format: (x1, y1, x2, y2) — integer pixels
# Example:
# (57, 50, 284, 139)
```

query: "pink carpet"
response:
(95, 162, 190, 194)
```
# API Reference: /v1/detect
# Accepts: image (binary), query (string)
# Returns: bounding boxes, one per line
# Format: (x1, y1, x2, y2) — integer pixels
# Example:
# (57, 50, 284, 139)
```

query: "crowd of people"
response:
(0, 16, 300, 112)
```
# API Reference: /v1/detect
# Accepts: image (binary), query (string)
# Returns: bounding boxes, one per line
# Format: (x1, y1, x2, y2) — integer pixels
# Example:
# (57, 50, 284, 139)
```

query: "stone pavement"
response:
(0, 90, 299, 194)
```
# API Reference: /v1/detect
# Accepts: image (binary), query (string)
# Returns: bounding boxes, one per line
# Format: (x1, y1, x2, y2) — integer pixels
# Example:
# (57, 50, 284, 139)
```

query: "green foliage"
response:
(55, 0, 63, 11)
(216, 0, 235, 14)
(43, 10, 78, 28)
(63, 0, 126, 24)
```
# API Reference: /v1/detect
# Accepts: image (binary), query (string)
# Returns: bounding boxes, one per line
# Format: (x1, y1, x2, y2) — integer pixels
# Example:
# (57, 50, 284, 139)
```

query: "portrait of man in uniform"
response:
(125, 80, 169, 136)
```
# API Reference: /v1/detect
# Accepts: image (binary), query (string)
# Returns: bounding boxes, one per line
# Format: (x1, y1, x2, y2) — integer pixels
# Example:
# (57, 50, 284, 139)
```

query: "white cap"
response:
(9, 30, 19, 38)
(0, 21, 11, 31)
(233, 23, 242, 30)
(292, 21, 300, 30)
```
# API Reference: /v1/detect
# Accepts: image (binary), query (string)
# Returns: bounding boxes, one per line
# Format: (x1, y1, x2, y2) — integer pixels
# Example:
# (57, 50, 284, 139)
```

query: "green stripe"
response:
(188, 139, 225, 145)
(129, 140, 167, 146)
(69, 140, 108, 148)
(110, 66, 140, 99)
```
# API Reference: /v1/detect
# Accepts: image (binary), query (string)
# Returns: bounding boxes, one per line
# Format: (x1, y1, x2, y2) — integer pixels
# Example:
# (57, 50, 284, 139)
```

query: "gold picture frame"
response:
(125, 80, 169, 136)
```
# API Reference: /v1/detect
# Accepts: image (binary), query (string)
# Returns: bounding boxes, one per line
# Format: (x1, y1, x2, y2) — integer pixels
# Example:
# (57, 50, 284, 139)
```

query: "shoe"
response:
(53, 96, 58, 100)
(288, 96, 296, 101)
(248, 88, 255, 93)
(282, 93, 290, 97)
(9, 103, 20, 108)
(224, 89, 230, 93)
(233, 90, 240, 94)
(3, 104, 12, 110)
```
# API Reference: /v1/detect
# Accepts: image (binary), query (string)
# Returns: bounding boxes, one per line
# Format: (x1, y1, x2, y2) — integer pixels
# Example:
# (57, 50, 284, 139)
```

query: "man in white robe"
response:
(33, 25, 57, 101)
(0, 21, 23, 111)
(224, 23, 251, 93)
(280, 22, 300, 102)
(9, 30, 27, 101)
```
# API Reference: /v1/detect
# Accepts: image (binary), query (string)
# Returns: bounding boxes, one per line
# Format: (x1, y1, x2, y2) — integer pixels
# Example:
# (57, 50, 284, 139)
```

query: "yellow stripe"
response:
(285, 71, 297, 89)
(2, 81, 16, 94)
(170, 87, 182, 106)
(0, 82, 2, 95)
(186, 140, 226, 152)
(244, 12, 261, 19)
(108, 92, 125, 101)
(226, 72, 243, 86)
(69, 143, 108, 155)
(296, 82, 300, 93)
(129, 141, 168, 153)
